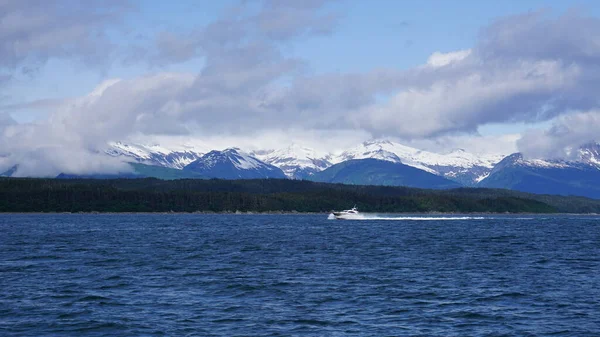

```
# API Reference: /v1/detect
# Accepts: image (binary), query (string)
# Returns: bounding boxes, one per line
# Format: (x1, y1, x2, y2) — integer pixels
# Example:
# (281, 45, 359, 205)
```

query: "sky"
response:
(2, 0, 600, 176)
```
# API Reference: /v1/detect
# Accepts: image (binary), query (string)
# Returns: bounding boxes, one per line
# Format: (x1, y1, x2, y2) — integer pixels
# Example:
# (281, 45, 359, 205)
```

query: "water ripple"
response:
(1, 214, 599, 336)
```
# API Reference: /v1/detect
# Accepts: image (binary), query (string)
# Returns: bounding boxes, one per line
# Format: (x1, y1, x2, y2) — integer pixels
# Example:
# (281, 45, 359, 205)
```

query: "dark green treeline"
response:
(1, 177, 599, 213)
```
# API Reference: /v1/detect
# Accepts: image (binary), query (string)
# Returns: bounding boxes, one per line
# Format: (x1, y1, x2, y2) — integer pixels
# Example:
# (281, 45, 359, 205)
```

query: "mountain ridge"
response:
(480, 144, 600, 199)
(183, 148, 287, 179)
(309, 158, 461, 189)
(107, 142, 203, 169)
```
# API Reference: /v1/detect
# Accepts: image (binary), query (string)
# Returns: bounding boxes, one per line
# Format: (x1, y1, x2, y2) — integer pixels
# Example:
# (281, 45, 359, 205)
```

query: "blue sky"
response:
(2, 0, 600, 175)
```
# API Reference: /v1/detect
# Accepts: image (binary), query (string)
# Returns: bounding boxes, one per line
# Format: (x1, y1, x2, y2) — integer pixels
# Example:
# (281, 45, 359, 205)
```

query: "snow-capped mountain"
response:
(485, 143, 600, 173)
(310, 158, 460, 189)
(487, 153, 572, 174)
(575, 142, 600, 166)
(480, 147, 600, 199)
(331, 140, 505, 185)
(104, 140, 505, 185)
(183, 148, 287, 179)
(252, 144, 332, 179)
(107, 142, 203, 169)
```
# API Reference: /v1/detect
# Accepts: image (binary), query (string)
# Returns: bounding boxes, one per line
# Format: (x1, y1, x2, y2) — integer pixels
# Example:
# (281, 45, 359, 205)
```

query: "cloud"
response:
(0, 112, 17, 145)
(139, 0, 338, 66)
(151, 31, 200, 66)
(0, 112, 17, 126)
(0, 75, 190, 176)
(0, 98, 69, 114)
(427, 49, 471, 67)
(405, 133, 519, 156)
(478, 9, 600, 64)
(345, 10, 600, 146)
(39, 11, 600, 137)
(517, 110, 600, 159)
(0, 0, 337, 176)
(0, 148, 132, 178)
(128, 127, 370, 155)
(353, 58, 582, 138)
(0, 0, 129, 73)
(0, 117, 133, 177)
(255, 0, 339, 40)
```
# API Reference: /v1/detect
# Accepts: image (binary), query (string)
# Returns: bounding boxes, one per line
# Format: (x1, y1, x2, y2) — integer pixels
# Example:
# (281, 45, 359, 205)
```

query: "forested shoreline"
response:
(1, 177, 600, 213)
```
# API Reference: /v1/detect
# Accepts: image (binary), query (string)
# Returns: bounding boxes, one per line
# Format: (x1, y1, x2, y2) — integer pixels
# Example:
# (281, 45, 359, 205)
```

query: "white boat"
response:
(332, 206, 359, 220)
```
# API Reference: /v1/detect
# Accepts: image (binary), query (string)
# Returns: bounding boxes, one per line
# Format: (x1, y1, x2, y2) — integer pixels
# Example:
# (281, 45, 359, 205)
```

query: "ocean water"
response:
(1, 214, 599, 336)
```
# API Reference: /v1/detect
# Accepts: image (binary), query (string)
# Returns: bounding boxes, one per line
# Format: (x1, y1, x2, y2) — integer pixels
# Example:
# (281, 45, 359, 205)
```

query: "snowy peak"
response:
(333, 140, 502, 169)
(490, 153, 585, 176)
(335, 142, 403, 165)
(253, 144, 332, 179)
(209, 148, 264, 170)
(107, 142, 203, 169)
(577, 142, 600, 166)
(480, 146, 600, 199)
(494, 146, 600, 171)
(257, 139, 507, 186)
(488, 153, 524, 175)
(106, 139, 509, 185)
(330, 140, 506, 185)
(183, 148, 286, 179)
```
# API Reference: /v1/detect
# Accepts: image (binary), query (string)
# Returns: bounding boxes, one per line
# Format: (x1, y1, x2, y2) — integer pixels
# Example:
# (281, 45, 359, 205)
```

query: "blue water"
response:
(1, 214, 599, 336)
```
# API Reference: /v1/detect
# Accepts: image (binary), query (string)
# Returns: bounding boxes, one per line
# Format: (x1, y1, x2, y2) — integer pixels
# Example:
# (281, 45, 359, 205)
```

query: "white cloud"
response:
(0, 0, 128, 72)
(127, 128, 370, 155)
(518, 110, 600, 159)
(427, 49, 472, 67)
(353, 58, 582, 138)
(405, 133, 519, 156)
(1, 149, 132, 178)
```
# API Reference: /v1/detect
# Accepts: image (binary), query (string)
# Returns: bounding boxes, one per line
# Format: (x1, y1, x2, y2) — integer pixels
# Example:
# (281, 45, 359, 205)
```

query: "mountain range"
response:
(4, 139, 600, 199)
(183, 148, 287, 179)
(102, 140, 509, 186)
(106, 142, 203, 169)
(479, 150, 600, 199)
(328, 140, 505, 185)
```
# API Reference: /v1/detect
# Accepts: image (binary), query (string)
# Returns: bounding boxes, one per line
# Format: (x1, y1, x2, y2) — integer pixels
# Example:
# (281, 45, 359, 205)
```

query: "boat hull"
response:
(331, 207, 359, 219)
(333, 213, 360, 220)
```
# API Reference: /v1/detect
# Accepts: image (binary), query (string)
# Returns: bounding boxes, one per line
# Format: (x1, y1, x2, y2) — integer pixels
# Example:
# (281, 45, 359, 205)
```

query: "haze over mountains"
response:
(6, 139, 600, 199)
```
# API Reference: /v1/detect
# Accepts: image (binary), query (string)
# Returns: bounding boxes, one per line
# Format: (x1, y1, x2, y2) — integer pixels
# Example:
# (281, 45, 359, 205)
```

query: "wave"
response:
(328, 213, 486, 221)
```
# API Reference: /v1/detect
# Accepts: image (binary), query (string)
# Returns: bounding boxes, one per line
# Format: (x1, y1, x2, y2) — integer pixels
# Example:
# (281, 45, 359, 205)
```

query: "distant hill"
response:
(309, 159, 461, 189)
(55, 163, 205, 180)
(129, 163, 205, 180)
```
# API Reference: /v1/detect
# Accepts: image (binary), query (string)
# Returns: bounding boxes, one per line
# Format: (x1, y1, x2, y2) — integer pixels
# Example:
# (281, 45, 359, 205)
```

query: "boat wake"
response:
(328, 213, 486, 221)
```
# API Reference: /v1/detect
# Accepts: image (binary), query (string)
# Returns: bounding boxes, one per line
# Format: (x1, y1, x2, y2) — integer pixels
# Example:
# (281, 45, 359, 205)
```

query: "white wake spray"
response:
(328, 213, 486, 221)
